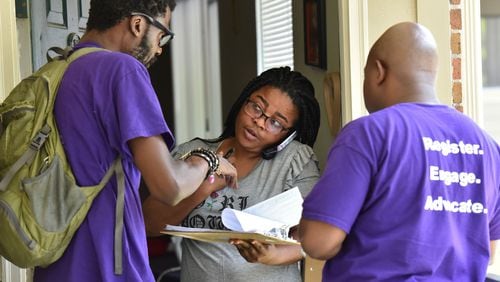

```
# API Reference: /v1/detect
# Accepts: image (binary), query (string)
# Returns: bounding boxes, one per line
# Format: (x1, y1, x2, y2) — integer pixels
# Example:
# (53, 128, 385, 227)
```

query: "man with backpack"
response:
(27, 0, 237, 281)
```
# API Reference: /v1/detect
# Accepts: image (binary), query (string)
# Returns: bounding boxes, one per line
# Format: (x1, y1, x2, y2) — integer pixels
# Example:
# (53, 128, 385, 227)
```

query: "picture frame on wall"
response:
(303, 0, 326, 69)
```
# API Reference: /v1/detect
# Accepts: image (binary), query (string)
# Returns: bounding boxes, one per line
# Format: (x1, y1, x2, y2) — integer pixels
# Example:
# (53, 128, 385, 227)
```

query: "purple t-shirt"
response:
(302, 103, 500, 281)
(34, 43, 174, 282)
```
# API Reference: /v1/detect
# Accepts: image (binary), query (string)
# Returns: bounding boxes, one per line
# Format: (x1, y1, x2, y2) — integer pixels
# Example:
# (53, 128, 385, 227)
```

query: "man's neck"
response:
(79, 21, 132, 53)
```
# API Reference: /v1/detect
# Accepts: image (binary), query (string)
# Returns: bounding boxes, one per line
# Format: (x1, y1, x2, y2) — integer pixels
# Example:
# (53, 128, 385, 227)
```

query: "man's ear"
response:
(129, 15, 144, 37)
(375, 59, 386, 85)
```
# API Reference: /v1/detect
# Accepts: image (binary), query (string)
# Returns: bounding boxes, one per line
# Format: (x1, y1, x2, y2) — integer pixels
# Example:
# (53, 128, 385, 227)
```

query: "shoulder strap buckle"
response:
(29, 125, 52, 151)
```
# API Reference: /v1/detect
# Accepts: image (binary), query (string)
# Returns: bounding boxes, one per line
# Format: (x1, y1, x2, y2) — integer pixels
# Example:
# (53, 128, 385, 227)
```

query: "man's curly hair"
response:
(86, 0, 176, 31)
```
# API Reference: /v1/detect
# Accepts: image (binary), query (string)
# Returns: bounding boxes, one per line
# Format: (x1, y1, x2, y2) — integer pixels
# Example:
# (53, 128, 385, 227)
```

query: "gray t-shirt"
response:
(172, 139, 320, 282)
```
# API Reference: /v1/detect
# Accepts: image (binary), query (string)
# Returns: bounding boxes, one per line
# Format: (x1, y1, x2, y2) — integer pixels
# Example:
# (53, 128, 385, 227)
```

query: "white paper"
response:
(242, 187, 303, 225)
(221, 187, 303, 238)
(221, 209, 286, 232)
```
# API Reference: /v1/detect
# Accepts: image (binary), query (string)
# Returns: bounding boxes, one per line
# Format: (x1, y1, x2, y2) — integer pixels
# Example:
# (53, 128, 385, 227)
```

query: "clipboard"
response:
(161, 187, 303, 246)
(161, 225, 300, 245)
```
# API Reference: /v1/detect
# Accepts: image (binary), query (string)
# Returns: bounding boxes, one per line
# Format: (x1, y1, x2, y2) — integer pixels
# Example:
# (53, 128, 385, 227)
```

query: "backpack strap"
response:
(55, 46, 125, 274)
(66, 47, 105, 63)
(0, 47, 103, 192)
(115, 161, 125, 275)
(96, 156, 125, 275)
(46, 46, 72, 62)
(65, 46, 125, 274)
(0, 125, 52, 191)
(46, 46, 104, 62)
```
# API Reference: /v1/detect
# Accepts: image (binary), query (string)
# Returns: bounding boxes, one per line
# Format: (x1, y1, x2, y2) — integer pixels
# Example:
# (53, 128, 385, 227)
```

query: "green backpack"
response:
(0, 47, 125, 274)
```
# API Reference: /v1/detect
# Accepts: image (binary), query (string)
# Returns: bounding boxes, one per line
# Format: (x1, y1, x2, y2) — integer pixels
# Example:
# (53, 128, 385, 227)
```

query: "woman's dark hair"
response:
(218, 66, 320, 148)
(87, 0, 176, 31)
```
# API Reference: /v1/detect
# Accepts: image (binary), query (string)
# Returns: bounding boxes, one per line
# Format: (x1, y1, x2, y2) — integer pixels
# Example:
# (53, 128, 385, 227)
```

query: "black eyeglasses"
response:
(243, 100, 292, 134)
(130, 12, 175, 47)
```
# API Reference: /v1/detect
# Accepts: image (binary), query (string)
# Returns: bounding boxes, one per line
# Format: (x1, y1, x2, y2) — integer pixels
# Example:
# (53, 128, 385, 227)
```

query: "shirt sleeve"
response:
(107, 57, 173, 157)
(301, 125, 375, 234)
(285, 144, 320, 198)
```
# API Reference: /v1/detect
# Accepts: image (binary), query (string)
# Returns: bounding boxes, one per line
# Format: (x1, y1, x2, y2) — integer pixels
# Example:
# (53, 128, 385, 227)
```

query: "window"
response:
(255, 0, 294, 73)
(482, 16, 500, 87)
(481, 3, 500, 143)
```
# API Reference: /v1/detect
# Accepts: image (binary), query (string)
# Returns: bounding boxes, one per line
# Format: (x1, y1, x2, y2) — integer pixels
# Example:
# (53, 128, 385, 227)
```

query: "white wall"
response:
(339, 0, 453, 133)
(481, 0, 500, 143)
(0, 0, 21, 101)
(293, 0, 341, 169)
(366, 0, 453, 106)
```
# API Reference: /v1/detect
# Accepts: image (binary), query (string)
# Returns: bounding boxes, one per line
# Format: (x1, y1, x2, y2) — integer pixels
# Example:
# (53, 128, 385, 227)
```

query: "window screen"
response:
(255, 0, 294, 72)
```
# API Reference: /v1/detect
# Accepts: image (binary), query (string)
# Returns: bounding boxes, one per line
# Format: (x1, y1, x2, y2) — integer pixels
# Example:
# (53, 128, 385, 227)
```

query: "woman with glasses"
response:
(143, 66, 321, 282)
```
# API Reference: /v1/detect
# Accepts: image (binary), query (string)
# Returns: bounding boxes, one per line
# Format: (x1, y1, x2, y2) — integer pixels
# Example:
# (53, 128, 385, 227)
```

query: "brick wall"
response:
(450, 0, 463, 112)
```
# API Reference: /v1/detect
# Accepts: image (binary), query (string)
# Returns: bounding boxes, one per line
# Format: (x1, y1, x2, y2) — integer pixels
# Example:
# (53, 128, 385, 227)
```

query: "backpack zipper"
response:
(0, 199, 36, 250)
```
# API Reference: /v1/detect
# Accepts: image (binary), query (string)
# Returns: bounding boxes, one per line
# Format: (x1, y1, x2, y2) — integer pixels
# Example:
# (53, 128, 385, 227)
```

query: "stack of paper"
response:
(162, 187, 303, 245)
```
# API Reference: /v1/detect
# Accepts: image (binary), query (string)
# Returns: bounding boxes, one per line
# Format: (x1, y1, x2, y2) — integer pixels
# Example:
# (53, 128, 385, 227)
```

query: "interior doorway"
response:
(148, 45, 175, 133)
(481, 0, 500, 142)
(481, 1, 500, 280)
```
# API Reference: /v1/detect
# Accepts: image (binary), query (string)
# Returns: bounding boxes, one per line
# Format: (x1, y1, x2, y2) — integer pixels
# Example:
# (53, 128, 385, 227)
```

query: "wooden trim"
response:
(338, 0, 369, 124)
(323, 72, 342, 137)
(0, 0, 21, 101)
(1, 1, 26, 281)
(461, 0, 483, 124)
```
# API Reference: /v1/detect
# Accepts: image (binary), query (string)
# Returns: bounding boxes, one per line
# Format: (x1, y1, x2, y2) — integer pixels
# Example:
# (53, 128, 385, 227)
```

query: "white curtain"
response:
(171, 0, 222, 144)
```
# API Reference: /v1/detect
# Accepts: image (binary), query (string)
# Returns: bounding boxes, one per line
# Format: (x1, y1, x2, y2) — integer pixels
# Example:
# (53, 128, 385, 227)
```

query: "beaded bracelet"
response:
(180, 148, 220, 183)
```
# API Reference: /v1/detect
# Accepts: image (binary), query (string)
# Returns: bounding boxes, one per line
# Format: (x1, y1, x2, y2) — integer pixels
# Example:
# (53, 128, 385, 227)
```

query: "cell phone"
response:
(261, 131, 297, 160)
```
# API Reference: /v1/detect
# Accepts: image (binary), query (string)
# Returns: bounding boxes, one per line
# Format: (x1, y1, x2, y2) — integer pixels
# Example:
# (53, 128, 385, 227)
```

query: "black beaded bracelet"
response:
(180, 148, 220, 180)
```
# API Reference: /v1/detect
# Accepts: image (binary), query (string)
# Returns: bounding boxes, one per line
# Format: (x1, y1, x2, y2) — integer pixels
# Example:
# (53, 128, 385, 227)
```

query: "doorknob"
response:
(67, 33, 81, 48)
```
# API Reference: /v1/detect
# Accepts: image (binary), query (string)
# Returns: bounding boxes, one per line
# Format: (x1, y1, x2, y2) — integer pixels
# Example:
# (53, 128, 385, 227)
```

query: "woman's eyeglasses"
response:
(130, 12, 175, 47)
(243, 100, 292, 134)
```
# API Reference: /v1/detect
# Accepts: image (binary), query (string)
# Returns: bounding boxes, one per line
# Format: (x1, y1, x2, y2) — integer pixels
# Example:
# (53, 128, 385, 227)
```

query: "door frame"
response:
(338, 0, 369, 124)
(338, 0, 482, 125)
(460, 0, 483, 124)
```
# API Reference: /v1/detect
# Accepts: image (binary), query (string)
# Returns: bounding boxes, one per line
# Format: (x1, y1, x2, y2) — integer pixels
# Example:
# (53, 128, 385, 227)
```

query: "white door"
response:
(31, 0, 90, 70)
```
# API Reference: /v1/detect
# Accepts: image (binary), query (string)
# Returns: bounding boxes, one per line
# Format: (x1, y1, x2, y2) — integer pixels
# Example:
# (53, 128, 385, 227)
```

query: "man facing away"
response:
(299, 21, 500, 281)
(33, 0, 237, 281)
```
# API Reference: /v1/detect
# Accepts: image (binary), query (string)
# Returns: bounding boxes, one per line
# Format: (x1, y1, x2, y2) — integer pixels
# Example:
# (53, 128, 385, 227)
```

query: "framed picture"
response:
(303, 0, 326, 69)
